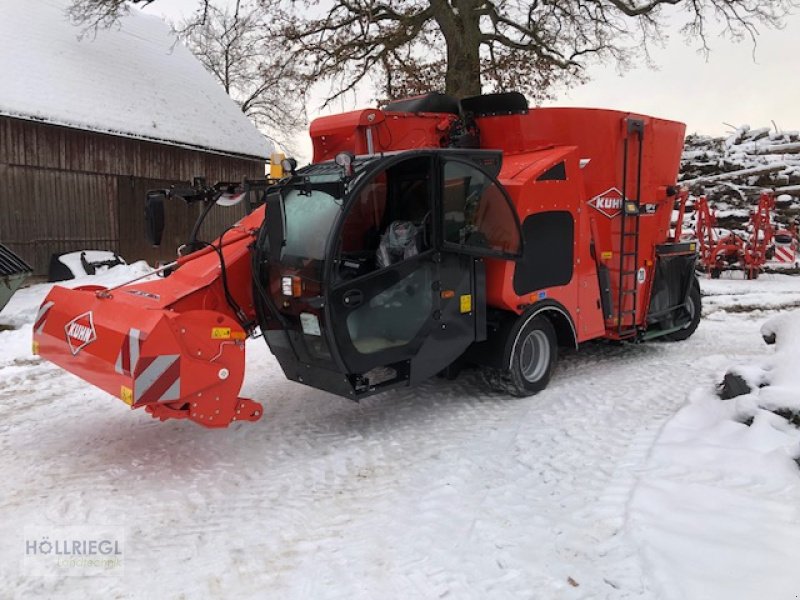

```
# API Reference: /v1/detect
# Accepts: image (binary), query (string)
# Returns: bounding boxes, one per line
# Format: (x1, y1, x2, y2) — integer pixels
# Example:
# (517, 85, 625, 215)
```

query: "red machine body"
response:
(34, 93, 696, 428)
(311, 104, 686, 340)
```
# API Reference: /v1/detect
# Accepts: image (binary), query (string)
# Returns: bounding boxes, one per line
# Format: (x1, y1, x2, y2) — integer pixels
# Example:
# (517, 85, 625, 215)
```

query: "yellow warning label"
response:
(32, 340, 39, 356)
(211, 327, 232, 340)
(689, 243, 697, 251)
(120, 385, 133, 406)
(601, 251, 613, 260)
(460, 294, 472, 314)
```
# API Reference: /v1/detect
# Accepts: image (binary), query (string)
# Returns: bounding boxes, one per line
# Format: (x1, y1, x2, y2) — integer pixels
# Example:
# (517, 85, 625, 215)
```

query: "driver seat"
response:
(376, 221, 419, 268)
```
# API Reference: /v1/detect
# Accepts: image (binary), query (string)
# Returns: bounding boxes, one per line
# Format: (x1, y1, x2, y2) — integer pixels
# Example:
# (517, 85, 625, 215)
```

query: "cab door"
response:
(412, 154, 523, 382)
(325, 152, 521, 389)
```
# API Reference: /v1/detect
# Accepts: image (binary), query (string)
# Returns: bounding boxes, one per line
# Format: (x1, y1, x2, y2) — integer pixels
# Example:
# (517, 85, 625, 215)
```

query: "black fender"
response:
(463, 300, 578, 370)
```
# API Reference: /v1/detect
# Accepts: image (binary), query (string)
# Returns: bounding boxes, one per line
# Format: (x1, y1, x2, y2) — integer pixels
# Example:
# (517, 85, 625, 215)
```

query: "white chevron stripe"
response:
(134, 355, 179, 403)
(34, 301, 54, 334)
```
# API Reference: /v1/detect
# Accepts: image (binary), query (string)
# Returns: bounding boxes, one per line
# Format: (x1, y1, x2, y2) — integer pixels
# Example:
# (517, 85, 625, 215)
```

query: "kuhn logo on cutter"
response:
(588, 187, 625, 218)
(65, 311, 97, 355)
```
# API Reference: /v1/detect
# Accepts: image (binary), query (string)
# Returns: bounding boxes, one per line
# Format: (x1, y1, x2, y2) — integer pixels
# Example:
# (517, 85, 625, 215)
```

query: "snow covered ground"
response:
(1, 268, 799, 599)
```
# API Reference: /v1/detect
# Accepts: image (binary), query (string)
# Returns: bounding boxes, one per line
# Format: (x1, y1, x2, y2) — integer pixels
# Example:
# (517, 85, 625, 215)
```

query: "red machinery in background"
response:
(681, 191, 778, 279)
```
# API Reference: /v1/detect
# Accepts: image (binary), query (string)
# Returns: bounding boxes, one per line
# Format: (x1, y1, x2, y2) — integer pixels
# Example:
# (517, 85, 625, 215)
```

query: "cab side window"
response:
(336, 157, 432, 280)
(442, 160, 521, 255)
(339, 173, 387, 255)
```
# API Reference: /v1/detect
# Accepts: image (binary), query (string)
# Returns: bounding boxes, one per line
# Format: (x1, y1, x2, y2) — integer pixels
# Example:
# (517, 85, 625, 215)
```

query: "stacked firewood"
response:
(679, 125, 800, 230)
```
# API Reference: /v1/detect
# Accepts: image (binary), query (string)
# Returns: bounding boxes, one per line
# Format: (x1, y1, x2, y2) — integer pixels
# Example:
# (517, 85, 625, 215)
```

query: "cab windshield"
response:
(281, 174, 343, 262)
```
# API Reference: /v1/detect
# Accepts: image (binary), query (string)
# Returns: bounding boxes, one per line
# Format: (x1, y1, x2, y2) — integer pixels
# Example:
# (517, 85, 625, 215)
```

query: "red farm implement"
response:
(683, 191, 778, 279)
(33, 92, 701, 428)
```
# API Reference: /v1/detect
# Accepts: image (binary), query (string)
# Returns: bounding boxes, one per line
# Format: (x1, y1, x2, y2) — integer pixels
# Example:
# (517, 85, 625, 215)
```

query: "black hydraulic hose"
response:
(194, 230, 252, 332)
(188, 197, 219, 249)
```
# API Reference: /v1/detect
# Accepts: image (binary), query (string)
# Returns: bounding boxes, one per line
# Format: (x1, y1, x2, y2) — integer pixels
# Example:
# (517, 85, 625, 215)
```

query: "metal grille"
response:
(0, 243, 33, 277)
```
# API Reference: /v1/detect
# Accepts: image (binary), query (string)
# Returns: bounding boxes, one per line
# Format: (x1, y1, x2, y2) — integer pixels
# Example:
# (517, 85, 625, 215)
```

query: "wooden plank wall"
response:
(0, 116, 265, 273)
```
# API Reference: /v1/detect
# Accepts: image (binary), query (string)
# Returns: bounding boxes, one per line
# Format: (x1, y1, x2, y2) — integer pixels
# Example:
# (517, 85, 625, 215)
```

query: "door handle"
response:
(342, 289, 363, 308)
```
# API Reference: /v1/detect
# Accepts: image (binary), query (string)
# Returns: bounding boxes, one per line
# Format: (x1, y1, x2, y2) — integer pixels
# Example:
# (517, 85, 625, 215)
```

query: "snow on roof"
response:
(0, 0, 271, 159)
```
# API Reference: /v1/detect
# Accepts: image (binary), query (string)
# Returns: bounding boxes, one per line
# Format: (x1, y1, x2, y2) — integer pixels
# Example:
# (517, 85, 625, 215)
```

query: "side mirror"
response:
(265, 191, 285, 261)
(145, 191, 166, 247)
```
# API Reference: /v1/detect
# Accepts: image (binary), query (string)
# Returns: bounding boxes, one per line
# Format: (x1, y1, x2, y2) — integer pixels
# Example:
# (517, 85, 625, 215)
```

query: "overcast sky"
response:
(143, 1, 799, 157)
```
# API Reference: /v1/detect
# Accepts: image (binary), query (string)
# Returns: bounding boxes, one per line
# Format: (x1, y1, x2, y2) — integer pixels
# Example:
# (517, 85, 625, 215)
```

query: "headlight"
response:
(281, 275, 302, 297)
(281, 276, 293, 296)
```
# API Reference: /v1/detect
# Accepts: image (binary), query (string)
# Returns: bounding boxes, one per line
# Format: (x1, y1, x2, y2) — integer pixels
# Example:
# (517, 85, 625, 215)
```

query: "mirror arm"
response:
(185, 191, 224, 254)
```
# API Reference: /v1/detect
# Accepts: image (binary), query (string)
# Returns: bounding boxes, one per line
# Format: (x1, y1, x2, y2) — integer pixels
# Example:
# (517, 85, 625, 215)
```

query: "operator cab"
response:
(255, 149, 523, 398)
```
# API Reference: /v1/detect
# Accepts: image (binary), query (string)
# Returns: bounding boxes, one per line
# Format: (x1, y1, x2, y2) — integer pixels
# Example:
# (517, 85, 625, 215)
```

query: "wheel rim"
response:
(681, 295, 696, 329)
(519, 330, 550, 383)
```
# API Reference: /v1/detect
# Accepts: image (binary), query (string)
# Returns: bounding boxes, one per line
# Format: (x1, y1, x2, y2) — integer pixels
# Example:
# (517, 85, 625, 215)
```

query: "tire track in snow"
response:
(0, 301, 788, 598)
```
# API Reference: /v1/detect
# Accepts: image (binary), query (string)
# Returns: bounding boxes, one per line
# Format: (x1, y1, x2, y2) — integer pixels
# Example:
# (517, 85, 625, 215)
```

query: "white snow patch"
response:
(0, 0, 271, 159)
(630, 307, 800, 600)
(0, 261, 153, 329)
(56, 250, 126, 279)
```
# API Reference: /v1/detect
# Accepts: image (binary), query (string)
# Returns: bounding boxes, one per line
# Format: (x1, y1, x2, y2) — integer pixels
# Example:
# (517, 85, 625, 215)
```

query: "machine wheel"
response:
(710, 267, 721, 279)
(482, 315, 558, 397)
(663, 277, 701, 342)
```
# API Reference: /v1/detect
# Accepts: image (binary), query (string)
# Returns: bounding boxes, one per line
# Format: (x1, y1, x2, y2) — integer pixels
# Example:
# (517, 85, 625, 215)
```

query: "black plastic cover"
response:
(385, 92, 461, 115)
(513, 212, 574, 295)
(537, 162, 567, 181)
(460, 92, 528, 117)
(647, 254, 696, 326)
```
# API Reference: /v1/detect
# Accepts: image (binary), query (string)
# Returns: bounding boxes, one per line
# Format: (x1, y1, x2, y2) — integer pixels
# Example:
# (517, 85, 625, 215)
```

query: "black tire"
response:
(710, 267, 721, 279)
(663, 276, 701, 342)
(482, 315, 558, 397)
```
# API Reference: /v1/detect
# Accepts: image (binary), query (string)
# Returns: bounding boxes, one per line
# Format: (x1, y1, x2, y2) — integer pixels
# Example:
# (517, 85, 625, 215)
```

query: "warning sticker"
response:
(211, 327, 232, 340)
(120, 385, 133, 406)
(460, 294, 472, 314)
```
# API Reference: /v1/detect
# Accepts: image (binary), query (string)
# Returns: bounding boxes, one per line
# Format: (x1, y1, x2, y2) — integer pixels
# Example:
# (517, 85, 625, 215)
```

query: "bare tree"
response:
(280, 0, 798, 102)
(176, 1, 307, 152)
(70, 0, 799, 104)
(69, 0, 306, 153)
(68, 0, 155, 29)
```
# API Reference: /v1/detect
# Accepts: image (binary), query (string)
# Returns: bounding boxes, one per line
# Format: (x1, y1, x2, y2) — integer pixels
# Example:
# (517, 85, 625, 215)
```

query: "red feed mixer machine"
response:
(33, 92, 700, 428)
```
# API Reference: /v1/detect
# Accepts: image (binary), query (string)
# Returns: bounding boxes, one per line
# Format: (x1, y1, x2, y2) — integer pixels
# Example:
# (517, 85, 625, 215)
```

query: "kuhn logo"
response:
(588, 187, 625, 218)
(65, 312, 97, 356)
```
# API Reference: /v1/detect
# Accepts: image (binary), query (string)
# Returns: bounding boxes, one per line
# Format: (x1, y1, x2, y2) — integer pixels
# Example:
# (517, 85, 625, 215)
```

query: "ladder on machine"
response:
(616, 118, 645, 338)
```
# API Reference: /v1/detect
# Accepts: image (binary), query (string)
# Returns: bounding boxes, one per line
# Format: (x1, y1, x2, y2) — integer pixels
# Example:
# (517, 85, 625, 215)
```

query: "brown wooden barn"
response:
(0, 2, 270, 275)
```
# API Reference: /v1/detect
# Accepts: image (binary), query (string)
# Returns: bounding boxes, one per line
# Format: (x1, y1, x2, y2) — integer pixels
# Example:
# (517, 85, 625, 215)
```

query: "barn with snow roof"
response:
(0, 0, 271, 273)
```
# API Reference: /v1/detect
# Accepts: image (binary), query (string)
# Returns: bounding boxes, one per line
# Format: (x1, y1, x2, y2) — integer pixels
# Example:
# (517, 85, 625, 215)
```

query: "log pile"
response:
(679, 125, 800, 230)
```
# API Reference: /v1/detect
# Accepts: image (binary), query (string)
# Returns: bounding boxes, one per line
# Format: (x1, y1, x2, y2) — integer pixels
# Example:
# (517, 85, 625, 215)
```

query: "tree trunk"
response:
(445, 41, 481, 97)
(435, 0, 482, 98)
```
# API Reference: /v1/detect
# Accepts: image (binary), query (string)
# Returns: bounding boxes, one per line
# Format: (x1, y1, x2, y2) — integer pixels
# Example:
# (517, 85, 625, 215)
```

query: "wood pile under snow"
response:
(679, 125, 800, 229)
